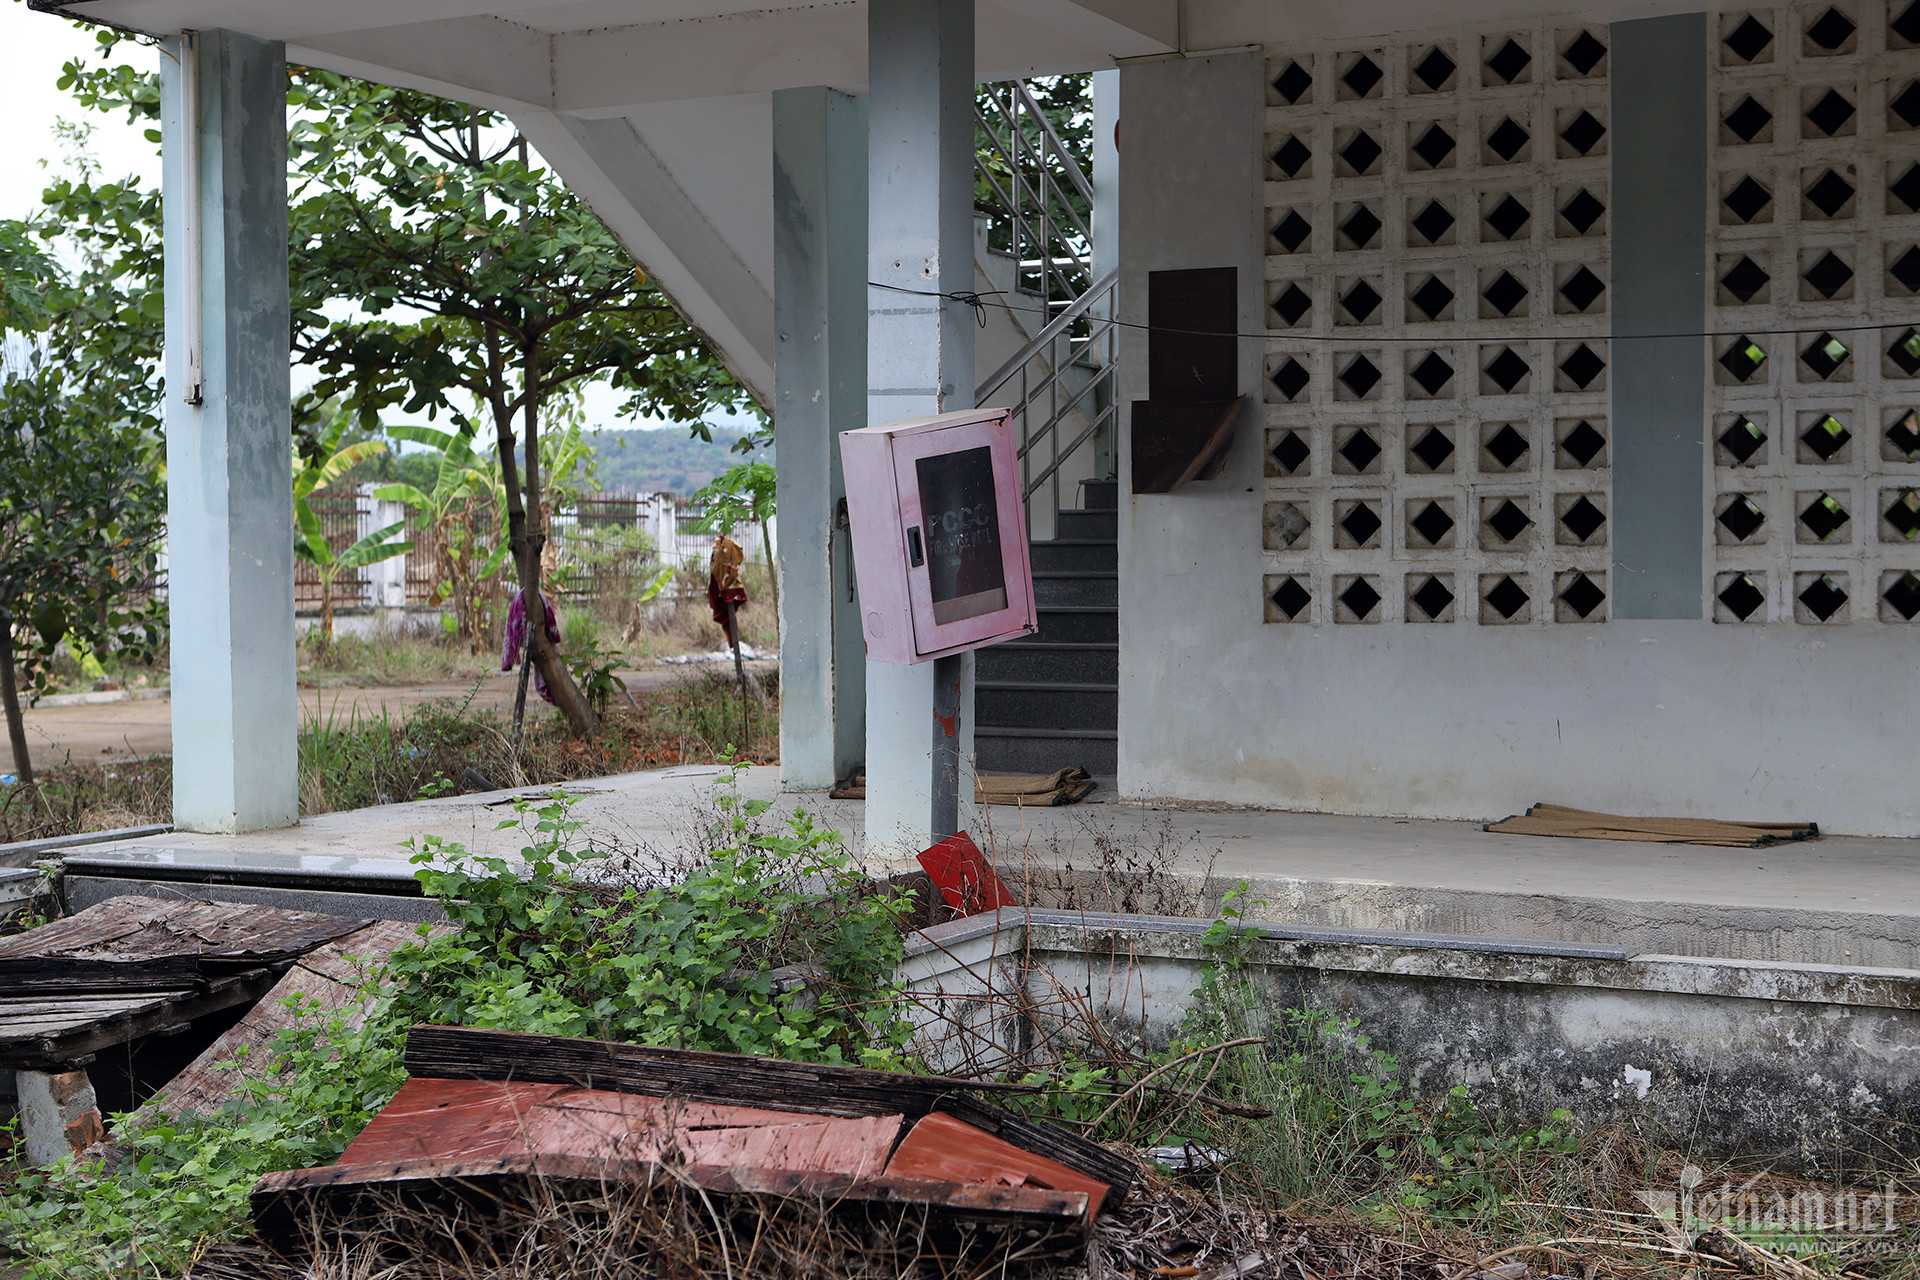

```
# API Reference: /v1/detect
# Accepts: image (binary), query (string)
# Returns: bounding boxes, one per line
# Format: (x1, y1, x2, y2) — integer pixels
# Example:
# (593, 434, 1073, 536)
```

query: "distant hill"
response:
(582, 427, 771, 497)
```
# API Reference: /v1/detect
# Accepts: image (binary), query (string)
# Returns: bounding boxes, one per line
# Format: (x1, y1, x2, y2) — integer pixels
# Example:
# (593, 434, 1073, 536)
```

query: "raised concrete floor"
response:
(47, 765, 1920, 969)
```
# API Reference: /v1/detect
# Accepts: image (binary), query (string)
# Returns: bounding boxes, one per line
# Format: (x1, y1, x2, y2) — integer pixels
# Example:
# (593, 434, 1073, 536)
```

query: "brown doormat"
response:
(831, 767, 1096, 807)
(1485, 802, 1818, 848)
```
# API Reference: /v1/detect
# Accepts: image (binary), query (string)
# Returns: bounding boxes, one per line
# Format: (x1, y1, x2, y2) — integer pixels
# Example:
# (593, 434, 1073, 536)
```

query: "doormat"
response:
(1486, 803, 1818, 848)
(831, 767, 1095, 807)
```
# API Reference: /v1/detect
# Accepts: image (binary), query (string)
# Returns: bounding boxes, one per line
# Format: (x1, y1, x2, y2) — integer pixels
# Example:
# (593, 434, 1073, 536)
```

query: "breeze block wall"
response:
(1116, 7, 1920, 834)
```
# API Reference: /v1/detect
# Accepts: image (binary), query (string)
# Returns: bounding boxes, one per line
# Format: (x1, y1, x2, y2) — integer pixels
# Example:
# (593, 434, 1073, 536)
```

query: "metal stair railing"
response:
(975, 79, 1114, 536)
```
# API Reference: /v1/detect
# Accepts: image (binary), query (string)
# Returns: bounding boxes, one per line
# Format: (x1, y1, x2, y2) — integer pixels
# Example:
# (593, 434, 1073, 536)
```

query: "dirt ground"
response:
(5, 662, 774, 774)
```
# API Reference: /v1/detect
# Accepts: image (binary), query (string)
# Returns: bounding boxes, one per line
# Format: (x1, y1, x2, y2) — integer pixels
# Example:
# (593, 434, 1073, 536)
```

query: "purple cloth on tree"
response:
(501, 589, 562, 704)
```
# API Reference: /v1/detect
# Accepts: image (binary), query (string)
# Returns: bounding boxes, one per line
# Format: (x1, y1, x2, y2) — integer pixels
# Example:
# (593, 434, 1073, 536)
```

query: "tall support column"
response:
(161, 31, 298, 832)
(864, 0, 977, 853)
(774, 88, 869, 791)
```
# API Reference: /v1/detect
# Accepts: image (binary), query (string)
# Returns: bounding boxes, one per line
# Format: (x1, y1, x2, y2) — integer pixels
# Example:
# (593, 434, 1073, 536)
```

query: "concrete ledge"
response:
(0, 825, 174, 869)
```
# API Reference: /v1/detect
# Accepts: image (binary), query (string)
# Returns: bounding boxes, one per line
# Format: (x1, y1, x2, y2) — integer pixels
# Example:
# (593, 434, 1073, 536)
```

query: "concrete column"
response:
(773, 87, 869, 790)
(864, 0, 978, 853)
(1090, 69, 1119, 479)
(161, 31, 298, 832)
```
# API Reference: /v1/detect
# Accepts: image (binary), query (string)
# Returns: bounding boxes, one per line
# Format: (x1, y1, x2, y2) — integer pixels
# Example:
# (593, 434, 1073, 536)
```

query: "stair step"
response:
(977, 682, 1117, 731)
(976, 642, 1118, 684)
(1018, 606, 1117, 643)
(1033, 572, 1117, 607)
(974, 728, 1117, 775)
(1080, 478, 1118, 511)
(1028, 539, 1117, 573)
(1054, 509, 1116, 541)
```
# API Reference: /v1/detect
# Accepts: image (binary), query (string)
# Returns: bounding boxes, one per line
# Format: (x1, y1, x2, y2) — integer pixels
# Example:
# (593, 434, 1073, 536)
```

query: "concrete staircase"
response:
(974, 478, 1118, 775)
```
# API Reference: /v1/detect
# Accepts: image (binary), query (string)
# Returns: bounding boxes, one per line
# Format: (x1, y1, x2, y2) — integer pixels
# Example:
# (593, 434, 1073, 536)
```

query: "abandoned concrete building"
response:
(11, 0, 1920, 1159)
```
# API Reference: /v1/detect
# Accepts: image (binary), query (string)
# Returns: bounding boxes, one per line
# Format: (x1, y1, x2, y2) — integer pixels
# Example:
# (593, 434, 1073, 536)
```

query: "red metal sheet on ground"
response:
(883, 1111, 1109, 1218)
(341, 1077, 902, 1174)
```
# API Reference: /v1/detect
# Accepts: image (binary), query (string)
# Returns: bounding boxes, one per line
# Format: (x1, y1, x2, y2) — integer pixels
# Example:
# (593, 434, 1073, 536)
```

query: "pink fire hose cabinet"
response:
(840, 408, 1038, 664)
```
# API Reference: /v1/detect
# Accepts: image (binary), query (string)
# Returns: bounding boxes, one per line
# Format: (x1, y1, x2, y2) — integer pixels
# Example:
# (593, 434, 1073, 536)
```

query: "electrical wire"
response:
(868, 278, 1920, 347)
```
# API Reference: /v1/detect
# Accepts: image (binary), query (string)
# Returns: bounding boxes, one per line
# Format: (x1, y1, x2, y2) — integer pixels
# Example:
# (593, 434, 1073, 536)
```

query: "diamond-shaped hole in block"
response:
(1486, 37, 1532, 83)
(1888, 329, 1920, 376)
(1720, 415, 1767, 463)
(1339, 354, 1382, 398)
(1272, 61, 1312, 104)
(1723, 176, 1772, 223)
(1799, 493, 1851, 541)
(1802, 332, 1850, 379)
(1343, 54, 1383, 97)
(1803, 413, 1852, 459)
(1273, 283, 1312, 326)
(1339, 502, 1383, 546)
(1561, 189, 1605, 234)
(1485, 575, 1530, 620)
(1725, 15, 1774, 62)
(1885, 490, 1920, 539)
(1561, 110, 1606, 155)
(1410, 576, 1455, 620)
(1892, 163, 1920, 211)
(1273, 211, 1312, 252)
(1804, 169, 1855, 216)
(1897, 1, 1920, 45)
(1414, 47, 1455, 91)
(1720, 336, 1767, 382)
(1272, 136, 1311, 177)
(1561, 420, 1606, 466)
(1412, 200, 1456, 244)
(1799, 574, 1849, 621)
(1560, 496, 1607, 543)
(1340, 205, 1382, 248)
(1484, 424, 1530, 469)
(1482, 271, 1528, 316)
(1561, 344, 1606, 389)
(1410, 501, 1456, 546)
(1724, 95, 1773, 142)
(1563, 31, 1606, 75)
(1719, 574, 1766, 620)
(1271, 358, 1310, 400)
(1806, 6, 1855, 50)
(1270, 576, 1311, 620)
(1559, 266, 1605, 312)
(1485, 195, 1531, 240)
(1340, 280, 1382, 323)
(1891, 247, 1920, 294)
(1410, 275, 1455, 320)
(1719, 496, 1766, 541)
(1806, 89, 1856, 137)
(1412, 124, 1456, 168)
(1340, 130, 1383, 174)
(1721, 255, 1771, 303)
(1410, 426, 1455, 471)
(1486, 500, 1533, 544)
(1338, 577, 1381, 620)
(1338, 428, 1382, 472)
(1269, 429, 1310, 474)
(1560, 573, 1606, 619)
(1411, 352, 1455, 396)
(1803, 251, 1854, 299)
(1885, 571, 1920, 619)
(1893, 81, 1920, 127)
(1485, 348, 1530, 392)
(1486, 117, 1530, 161)
(1888, 409, 1920, 457)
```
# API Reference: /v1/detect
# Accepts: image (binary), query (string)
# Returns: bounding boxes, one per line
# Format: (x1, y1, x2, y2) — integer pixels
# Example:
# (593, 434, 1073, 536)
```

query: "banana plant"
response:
(293, 418, 411, 648)
(374, 422, 510, 653)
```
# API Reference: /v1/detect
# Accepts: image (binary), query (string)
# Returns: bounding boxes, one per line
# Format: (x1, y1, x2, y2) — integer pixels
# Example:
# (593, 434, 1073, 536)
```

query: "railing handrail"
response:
(976, 266, 1119, 404)
(1013, 81, 1094, 205)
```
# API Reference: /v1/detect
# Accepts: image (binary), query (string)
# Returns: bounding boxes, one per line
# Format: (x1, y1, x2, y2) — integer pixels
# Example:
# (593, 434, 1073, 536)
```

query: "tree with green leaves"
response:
(53, 36, 764, 737)
(694, 460, 778, 629)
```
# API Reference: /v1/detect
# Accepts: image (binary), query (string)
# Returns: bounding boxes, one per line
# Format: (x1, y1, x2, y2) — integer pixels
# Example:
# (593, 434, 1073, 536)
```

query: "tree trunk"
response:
(0, 616, 36, 788)
(487, 336, 595, 737)
(758, 515, 778, 644)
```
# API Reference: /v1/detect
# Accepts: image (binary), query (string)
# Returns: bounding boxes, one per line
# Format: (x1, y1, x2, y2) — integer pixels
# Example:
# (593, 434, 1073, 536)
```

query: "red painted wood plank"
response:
(884, 1112, 1109, 1218)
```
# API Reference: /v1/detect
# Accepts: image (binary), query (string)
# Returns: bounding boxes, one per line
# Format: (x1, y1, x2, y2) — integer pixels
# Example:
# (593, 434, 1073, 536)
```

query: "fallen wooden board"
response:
(251, 1153, 1091, 1253)
(0, 969, 280, 1070)
(888, 1111, 1110, 1219)
(0, 956, 206, 995)
(402, 1025, 1135, 1202)
(0, 896, 370, 968)
(1485, 803, 1818, 848)
(339, 1077, 905, 1176)
(134, 919, 428, 1124)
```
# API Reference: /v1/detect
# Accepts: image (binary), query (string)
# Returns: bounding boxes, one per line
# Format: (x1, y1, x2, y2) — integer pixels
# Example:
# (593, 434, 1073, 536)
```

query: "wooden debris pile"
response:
(251, 1025, 1133, 1265)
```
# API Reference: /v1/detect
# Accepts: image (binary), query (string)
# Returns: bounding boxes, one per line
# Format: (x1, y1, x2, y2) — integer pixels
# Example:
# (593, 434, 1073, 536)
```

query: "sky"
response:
(0, 0, 757, 436)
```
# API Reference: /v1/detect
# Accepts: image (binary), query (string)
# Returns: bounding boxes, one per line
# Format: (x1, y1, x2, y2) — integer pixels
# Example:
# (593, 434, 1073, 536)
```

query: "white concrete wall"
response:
(1116, 42, 1920, 837)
